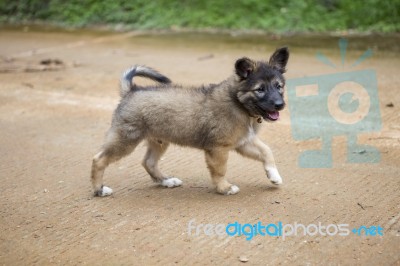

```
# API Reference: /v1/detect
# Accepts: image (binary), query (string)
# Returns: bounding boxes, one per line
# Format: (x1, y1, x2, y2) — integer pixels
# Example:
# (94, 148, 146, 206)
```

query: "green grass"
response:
(0, 0, 399, 33)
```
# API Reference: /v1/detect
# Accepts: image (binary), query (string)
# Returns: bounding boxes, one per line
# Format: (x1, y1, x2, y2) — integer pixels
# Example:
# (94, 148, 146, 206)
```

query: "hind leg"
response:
(91, 131, 141, 197)
(142, 139, 182, 188)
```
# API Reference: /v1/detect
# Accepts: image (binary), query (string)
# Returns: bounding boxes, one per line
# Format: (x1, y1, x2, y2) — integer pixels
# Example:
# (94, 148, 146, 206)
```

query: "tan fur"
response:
(90, 48, 289, 196)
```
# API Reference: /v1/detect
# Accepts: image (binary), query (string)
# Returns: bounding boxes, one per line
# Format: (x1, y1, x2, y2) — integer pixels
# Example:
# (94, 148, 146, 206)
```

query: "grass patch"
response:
(0, 0, 399, 33)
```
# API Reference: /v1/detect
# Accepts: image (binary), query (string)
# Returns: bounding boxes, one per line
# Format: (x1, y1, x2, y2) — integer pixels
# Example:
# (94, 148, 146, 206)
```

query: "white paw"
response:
(98, 186, 113, 197)
(226, 185, 240, 195)
(266, 167, 283, 185)
(161, 177, 183, 188)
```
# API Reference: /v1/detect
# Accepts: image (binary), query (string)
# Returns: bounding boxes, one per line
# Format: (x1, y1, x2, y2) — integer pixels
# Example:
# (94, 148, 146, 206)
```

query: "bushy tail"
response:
(120, 65, 171, 97)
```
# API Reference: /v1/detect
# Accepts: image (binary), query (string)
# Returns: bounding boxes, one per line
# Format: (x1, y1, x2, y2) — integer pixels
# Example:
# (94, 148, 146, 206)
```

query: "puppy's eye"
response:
(277, 84, 284, 93)
(256, 85, 265, 93)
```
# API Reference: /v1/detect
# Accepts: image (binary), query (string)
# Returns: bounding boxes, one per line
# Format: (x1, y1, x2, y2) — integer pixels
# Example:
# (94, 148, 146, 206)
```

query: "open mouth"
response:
(263, 111, 280, 121)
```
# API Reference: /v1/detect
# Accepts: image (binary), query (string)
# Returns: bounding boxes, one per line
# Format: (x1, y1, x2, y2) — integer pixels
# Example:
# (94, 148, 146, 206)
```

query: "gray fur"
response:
(120, 65, 171, 97)
(91, 47, 290, 196)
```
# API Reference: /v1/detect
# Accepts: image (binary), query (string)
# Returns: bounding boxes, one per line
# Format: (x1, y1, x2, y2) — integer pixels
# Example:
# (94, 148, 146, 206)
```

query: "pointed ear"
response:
(269, 47, 289, 73)
(235, 57, 255, 79)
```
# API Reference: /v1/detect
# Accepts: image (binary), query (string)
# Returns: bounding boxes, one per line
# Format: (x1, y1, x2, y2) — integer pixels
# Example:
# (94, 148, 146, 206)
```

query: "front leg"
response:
(235, 137, 283, 185)
(205, 148, 240, 195)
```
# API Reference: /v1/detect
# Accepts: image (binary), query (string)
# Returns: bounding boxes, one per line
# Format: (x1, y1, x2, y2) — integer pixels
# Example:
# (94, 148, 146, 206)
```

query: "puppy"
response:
(91, 47, 289, 196)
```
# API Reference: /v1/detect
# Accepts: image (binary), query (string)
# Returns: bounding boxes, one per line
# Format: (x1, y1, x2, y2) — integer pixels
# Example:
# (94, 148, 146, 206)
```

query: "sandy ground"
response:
(0, 28, 399, 265)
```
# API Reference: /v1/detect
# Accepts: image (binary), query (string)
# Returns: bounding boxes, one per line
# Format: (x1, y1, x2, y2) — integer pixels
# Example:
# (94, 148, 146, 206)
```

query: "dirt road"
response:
(0, 28, 399, 265)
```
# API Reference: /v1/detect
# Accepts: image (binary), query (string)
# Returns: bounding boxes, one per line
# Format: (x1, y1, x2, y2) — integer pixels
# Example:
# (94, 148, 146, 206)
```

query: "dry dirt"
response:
(0, 28, 399, 265)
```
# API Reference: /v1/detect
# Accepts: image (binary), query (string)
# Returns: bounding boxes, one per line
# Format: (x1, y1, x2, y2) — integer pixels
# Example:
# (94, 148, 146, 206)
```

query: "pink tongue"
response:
(268, 111, 279, 120)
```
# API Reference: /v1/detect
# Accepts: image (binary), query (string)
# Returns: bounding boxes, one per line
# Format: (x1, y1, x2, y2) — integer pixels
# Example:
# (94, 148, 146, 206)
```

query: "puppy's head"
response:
(234, 47, 289, 122)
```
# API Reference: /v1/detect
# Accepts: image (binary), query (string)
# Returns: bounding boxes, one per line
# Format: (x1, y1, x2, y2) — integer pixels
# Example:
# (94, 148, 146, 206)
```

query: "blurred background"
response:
(0, 0, 399, 33)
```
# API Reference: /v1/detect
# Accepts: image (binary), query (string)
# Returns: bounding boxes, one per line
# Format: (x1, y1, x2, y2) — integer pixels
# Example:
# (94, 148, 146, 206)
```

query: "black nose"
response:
(275, 102, 285, 110)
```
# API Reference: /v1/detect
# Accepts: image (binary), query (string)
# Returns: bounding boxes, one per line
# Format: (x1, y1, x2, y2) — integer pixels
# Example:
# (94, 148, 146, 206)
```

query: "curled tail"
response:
(120, 65, 171, 97)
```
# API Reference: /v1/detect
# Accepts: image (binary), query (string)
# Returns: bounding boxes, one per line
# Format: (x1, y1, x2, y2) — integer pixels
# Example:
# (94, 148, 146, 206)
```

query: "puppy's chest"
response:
(236, 124, 259, 147)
